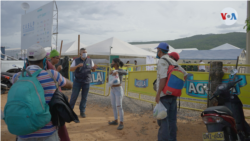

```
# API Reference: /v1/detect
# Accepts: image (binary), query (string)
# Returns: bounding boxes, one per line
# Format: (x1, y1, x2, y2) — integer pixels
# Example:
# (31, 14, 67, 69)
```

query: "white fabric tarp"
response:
(58, 41, 86, 56)
(65, 37, 155, 59)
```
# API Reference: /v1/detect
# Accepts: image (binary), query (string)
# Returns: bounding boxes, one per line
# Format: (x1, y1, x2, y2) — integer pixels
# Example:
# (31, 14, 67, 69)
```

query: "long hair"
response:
(113, 58, 124, 68)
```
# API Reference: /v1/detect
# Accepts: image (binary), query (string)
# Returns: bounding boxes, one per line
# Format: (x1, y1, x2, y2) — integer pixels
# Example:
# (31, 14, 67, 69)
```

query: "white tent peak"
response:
(210, 43, 240, 50)
(85, 37, 155, 57)
(58, 41, 86, 55)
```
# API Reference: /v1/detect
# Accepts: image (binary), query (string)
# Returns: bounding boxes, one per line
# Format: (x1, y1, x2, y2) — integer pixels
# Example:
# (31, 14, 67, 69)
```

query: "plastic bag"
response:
(0, 109, 4, 119)
(153, 101, 167, 120)
(108, 70, 120, 87)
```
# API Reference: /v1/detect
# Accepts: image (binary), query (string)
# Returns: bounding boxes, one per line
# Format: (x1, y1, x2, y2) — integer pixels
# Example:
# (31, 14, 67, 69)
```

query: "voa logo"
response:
(221, 7, 238, 25)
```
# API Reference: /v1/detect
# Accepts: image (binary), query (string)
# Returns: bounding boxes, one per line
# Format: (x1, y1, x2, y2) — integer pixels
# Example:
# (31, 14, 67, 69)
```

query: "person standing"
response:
(49, 49, 70, 141)
(108, 58, 127, 130)
(155, 43, 187, 141)
(50, 49, 62, 72)
(69, 48, 97, 118)
(134, 60, 138, 71)
(10, 45, 73, 141)
(198, 60, 205, 72)
(206, 62, 210, 72)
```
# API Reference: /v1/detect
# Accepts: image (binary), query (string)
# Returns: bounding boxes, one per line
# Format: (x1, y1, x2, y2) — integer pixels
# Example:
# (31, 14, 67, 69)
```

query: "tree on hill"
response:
(130, 32, 246, 50)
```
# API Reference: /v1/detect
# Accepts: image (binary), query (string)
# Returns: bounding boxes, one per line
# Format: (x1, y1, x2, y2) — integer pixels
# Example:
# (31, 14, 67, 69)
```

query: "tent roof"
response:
(179, 49, 243, 60)
(210, 43, 240, 50)
(58, 41, 86, 55)
(79, 37, 155, 58)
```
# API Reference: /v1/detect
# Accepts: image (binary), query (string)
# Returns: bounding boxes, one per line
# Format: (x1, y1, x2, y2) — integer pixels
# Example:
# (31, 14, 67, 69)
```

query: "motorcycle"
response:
(201, 69, 250, 141)
(1, 65, 20, 94)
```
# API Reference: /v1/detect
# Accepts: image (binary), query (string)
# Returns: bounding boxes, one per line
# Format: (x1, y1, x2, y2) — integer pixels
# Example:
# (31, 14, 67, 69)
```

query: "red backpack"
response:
(162, 58, 185, 97)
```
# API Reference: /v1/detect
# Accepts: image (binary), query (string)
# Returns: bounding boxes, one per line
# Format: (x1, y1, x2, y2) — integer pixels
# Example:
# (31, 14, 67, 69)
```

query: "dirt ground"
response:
(1, 92, 250, 141)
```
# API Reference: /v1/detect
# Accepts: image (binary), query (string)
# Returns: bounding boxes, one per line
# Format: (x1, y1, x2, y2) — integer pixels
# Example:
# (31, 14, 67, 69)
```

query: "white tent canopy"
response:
(58, 41, 86, 56)
(66, 37, 155, 59)
(210, 43, 240, 50)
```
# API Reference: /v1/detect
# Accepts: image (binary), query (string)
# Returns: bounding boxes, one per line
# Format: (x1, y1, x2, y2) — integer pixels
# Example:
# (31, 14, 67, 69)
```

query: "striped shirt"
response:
(12, 65, 66, 139)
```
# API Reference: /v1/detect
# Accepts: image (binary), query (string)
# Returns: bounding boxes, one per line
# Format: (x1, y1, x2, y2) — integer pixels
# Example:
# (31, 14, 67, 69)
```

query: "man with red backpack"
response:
(155, 42, 187, 141)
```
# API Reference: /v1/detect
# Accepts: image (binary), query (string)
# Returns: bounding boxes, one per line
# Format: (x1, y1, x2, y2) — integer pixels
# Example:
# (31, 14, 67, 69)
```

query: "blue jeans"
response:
(110, 86, 124, 122)
(157, 96, 177, 141)
(69, 81, 90, 113)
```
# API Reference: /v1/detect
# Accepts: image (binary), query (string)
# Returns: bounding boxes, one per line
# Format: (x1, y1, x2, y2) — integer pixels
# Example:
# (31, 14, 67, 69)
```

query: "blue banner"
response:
(70, 71, 106, 86)
(184, 74, 247, 98)
(134, 79, 148, 88)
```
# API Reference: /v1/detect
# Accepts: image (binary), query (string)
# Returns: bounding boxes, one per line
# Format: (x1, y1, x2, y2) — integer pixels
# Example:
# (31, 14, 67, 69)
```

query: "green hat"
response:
(50, 49, 60, 58)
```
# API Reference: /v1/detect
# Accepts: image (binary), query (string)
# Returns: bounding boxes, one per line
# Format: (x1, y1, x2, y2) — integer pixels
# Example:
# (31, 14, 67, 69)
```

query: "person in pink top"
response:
(49, 49, 70, 141)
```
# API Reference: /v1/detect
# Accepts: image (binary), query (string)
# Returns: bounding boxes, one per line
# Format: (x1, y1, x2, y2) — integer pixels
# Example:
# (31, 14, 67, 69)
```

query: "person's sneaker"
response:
(109, 120, 118, 125)
(117, 124, 124, 130)
(80, 112, 86, 118)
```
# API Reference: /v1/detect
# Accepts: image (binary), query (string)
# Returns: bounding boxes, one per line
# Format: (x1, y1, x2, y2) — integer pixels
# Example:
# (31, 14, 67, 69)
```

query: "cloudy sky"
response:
(1, 1, 248, 48)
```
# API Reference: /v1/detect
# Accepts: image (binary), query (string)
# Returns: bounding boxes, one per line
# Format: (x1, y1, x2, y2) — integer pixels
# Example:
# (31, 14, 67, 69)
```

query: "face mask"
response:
(156, 50, 160, 59)
(82, 53, 87, 58)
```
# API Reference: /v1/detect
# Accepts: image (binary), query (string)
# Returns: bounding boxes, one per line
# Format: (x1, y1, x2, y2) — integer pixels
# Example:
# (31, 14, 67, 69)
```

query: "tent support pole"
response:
(60, 40, 63, 57)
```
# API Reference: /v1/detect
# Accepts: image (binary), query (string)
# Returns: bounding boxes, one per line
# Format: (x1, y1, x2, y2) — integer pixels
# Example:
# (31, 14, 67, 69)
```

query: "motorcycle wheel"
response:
(224, 131, 237, 141)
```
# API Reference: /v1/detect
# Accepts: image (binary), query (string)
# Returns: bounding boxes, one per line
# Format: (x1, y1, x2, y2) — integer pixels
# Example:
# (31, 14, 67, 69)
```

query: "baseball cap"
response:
(155, 42, 169, 51)
(27, 44, 46, 61)
(50, 49, 60, 58)
(168, 52, 180, 61)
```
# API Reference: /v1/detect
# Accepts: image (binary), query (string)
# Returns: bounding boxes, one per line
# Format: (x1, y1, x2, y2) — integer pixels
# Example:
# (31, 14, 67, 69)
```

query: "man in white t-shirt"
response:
(199, 60, 206, 72)
(69, 48, 97, 118)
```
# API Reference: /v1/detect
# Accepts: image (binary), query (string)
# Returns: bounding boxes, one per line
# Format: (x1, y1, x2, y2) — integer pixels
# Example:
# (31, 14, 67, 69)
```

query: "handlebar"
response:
(234, 78, 243, 85)
(209, 95, 216, 101)
(209, 78, 243, 101)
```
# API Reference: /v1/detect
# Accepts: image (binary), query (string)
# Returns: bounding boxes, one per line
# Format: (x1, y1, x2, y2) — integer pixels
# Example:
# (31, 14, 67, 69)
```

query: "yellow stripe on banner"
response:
(171, 71, 185, 81)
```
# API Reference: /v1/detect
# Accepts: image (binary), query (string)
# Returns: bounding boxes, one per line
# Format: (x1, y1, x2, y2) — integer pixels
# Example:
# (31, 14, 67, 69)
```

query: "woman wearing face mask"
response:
(108, 58, 127, 130)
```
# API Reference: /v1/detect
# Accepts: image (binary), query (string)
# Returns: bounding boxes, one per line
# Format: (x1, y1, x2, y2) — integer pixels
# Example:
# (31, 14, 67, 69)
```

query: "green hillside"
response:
(130, 32, 246, 50)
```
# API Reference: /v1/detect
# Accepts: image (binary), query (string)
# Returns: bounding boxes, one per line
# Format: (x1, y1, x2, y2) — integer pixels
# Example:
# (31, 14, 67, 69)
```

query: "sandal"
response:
(109, 120, 118, 125)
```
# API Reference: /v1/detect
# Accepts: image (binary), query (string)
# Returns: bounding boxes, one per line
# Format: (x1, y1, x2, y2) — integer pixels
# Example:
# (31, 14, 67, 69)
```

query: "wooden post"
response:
(208, 61, 224, 107)
(78, 35, 80, 57)
(59, 40, 63, 57)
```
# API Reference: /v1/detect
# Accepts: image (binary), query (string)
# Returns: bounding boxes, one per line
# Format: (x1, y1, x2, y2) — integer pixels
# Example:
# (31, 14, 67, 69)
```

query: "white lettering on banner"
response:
(189, 83, 197, 94)
(96, 73, 102, 82)
(189, 82, 237, 95)
(91, 72, 103, 83)
(196, 83, 204, 94)
(136, 81, 147, 87)
(92, 74, 97, 82)
(188, 83, 209, 95)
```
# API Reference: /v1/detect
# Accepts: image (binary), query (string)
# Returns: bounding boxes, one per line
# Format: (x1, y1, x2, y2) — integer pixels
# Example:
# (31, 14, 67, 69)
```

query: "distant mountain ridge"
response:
(130, 32, 246, 50)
